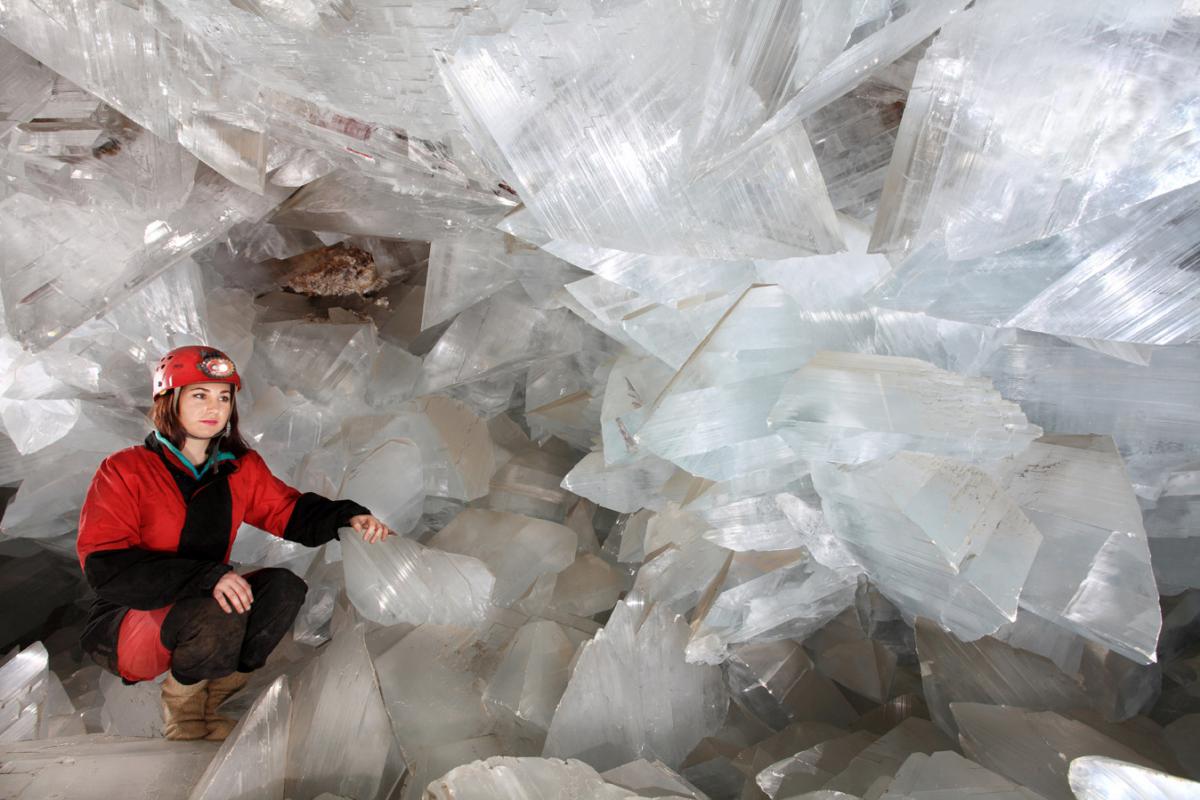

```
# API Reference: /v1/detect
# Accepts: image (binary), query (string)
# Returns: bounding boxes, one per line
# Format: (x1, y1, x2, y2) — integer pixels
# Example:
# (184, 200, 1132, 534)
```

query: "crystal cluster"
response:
(1, 0, 1199, 798)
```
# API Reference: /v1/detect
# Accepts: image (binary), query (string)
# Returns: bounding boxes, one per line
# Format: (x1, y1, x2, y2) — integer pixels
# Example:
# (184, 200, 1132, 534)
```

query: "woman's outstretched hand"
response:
(349, 514, 393, 544)
(213, 571, 254, 614)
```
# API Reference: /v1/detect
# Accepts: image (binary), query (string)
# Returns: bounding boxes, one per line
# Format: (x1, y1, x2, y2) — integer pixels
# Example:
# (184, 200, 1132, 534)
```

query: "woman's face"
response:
(177, 382, 234, 441)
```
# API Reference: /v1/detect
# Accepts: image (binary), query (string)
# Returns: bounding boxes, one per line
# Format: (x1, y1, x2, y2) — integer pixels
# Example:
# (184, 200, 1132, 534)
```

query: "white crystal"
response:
(189, 675, 290, 800)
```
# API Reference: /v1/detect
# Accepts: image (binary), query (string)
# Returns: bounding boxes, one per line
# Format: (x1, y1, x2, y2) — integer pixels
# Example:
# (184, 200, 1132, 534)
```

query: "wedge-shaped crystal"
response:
(190, 675, 290, 800)
(341, 530, 494, 628)
(426, 756, 630, 800)
(769, 352, 1041, 465)
(687, 551, 858, 665)
(423, 230, 520, 330)
(544, 595, 727, 771)
(725, 640, 859, 730)
(601, 759, 709, 799)
(483, 620, 580, 734)
(286, 624, 404, 800)
(562, 451, 677, 514)
(871, 1, 1200, 260)
(418, 295, 583, 394)
(429, 509, 576, 608)
(916, 618, 1095, 738)
(1070, 756, 1200, 800)
(992, 435, 1161, 664)
(445, 0, 842, 259)
(253, 317, 377, 406)
(757, 730, 878, 798)
(548, 554, 624, 618)
(633, 539, 731, 619)
(812, 452, 1043, 641)
(954, 704, 1166, 800)
(882, 751, 1051, 800)
(1, 167, 278, 350)
(822, 717, 955, 797)
(0, 642, 48, 742)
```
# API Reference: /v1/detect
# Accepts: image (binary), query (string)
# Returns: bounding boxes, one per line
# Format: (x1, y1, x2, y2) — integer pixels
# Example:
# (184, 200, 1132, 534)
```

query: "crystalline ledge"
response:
(543, 595, 728, 771)
(428, 509, 576, 608)
(340, 529, 494, 628)
(190, 675, 290, 800)
(768, 351, 1042, 466)
(812, 451, 1043, 641)
(871, 1, 1200, 260)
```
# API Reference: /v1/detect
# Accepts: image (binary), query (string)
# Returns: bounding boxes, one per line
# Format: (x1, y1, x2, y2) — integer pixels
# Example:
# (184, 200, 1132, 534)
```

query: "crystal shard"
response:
(286, 624, 404, 800)
(821, 717, 954, 797)
(428, 509, 576, 608)
(340, 529, 494, 628)
(768, 351, 1041, 466)
(882, 750, 1051, 800)
(189, 675, 290, 800)
(993, 435, 1162, 664)
(756, 730, 878, 798)
(0, 642, 48, 742)
(561, 451, 677, 514)
(1069, 756, 1200, 800)
(725, 640, 858, 730)
(444, 0, 842, 259)
(338, 439, 424, 537)
(872, 1, 1200, 260)
(425, 756, 630, 800)
(543, 595, 728, 771)
(483, 620, 579, 734)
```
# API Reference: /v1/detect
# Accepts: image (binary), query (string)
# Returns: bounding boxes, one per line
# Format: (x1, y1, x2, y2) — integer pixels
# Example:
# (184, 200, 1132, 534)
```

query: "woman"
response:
(76, 345, 393, 741)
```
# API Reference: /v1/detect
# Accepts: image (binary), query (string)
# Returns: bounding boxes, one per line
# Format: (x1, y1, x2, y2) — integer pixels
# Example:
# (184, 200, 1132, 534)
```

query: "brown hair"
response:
(151, 388, 251, 458)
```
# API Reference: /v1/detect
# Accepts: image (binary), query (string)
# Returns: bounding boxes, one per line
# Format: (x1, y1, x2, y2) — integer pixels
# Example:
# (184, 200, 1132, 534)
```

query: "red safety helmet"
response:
(153, 345, 241, 399)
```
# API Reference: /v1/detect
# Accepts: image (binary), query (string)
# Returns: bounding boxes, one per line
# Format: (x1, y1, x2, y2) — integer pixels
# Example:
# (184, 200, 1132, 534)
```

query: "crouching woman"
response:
(75, 345, 392, 741)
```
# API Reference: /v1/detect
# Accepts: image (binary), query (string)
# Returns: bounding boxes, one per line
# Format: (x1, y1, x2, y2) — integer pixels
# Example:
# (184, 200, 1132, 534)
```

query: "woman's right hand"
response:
(213, 571, 254, 614)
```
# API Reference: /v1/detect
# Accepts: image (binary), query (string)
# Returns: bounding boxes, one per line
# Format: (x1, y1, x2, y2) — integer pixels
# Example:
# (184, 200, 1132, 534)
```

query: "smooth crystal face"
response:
(190, 676, 291, 800)
(1069, 756, 1200, 800)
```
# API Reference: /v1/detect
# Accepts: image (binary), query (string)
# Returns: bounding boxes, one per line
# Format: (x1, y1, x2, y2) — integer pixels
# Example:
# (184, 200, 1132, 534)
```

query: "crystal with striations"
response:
(340, 530, 494, 628)
(768, 351, 1041, 466)
(483, 620, 581, 735)
(543, 595, 728, 771)
(821, 717, 955, 797)
(561, 451, 677, 515)
(1069, 756, 1200, 800)
(812, 452, 1043, 641)
(871, 1, 1200, 261)
(189, 676, 290, 800)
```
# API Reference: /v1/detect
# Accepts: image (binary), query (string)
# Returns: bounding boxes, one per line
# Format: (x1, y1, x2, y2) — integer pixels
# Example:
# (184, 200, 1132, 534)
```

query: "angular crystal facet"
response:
(190, 676, 291, 800)
(1070, 756, 1200, 800)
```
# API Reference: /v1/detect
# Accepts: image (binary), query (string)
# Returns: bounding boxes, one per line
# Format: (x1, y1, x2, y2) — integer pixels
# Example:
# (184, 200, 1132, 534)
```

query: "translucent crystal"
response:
(756, 730, 878, 798)
(286, 623, 404, 800)
(724, 640, 859, 730)
(954, 704, 1170, 800)
(769, 351, 1041, 466)
(98, 672, 162, 739)
(543, 595, 728, 771)
(418, 295, 584, 395)
(340, 530, 495, 628)
(0, 642, 48, 742)
(423, 231, 520, 330)
(812, 452, 1043, 641)
(871, 1, 1200, 260)
(1069, 756, 1200, 800)
(548, 554, 624, 618)
(254, 317, 377, 406)
(632, 539, 731, 619)
(428, 509, 576, 608)
(1141, 468, 1200, 595)
(190, 676, 290, 800)
(445, 0, 842, 259)
(561, 451, 677, 515)
(991, 435, 1162, 664)
(821, 717, 955, 797)
(601, 759, 709, 799)
(687, 551, 858, 665)
(483, 620, 580, 734)
(882, 750, 1051, 800)
(915, 618, 1096, 738)
(339, 439, 424, 536)
(600, 354, 676, 467)
(476, 440, 577, 522)
(425, 756, 630, 800)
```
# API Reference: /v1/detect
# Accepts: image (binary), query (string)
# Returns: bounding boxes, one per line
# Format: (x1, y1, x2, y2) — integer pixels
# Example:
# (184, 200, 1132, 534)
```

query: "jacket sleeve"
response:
(241, 451, 371, 548)
(78, 455, 232, 610)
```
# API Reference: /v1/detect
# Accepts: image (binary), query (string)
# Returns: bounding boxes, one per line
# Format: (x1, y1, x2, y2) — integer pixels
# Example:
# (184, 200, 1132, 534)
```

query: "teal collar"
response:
(153, 431, 235, 481)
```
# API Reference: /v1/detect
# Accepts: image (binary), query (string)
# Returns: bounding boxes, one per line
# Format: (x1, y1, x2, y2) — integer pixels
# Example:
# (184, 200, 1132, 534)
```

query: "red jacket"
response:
(77, 433, 367, 678)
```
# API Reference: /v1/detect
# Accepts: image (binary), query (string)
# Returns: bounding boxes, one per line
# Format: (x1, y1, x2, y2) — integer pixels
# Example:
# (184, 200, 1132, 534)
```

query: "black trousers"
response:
(159, 567, 307, 684)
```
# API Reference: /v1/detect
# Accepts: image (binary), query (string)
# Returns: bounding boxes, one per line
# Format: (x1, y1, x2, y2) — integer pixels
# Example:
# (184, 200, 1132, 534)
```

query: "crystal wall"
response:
(0, 0, 1198, 798)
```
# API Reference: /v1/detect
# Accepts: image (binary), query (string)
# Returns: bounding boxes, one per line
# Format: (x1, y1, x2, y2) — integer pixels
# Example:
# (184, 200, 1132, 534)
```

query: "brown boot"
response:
(203, 671, 250, 741)
(161, 674, 209, 740)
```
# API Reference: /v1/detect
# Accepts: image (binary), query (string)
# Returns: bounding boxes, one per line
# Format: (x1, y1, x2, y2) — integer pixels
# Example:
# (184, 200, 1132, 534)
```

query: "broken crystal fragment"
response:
(768, 351, 1041, 466)
(429, 509, 576, 608)
(544, 595, 728, 771)
(340, 530, 494, 628)
(190, 676, 290, 800)
(483, 620, 580, 735)
(812, 452, 1043, 641)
